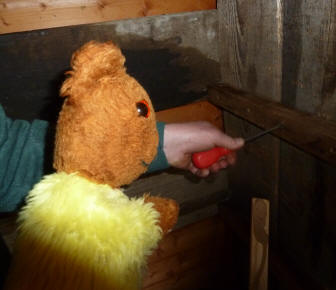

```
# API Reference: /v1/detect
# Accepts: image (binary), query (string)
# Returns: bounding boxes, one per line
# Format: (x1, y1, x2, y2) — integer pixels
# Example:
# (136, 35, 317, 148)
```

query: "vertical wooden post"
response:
(249, 198, 270, 290)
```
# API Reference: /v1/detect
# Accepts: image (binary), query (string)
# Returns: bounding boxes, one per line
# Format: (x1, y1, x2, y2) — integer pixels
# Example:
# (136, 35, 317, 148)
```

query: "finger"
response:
(218, 159, 229, 168)
(189, 162, 210, 177)
(189, 163, 202, 176)
(226, 152, 237, 165)
(209, 162, 221, 173)
(198, 168, 210, 177)
(188, 163, 200, 175)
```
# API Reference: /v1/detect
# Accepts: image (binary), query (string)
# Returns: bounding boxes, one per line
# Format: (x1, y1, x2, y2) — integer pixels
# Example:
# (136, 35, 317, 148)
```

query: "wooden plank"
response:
(145, 241, 217, 288)
(249, 198, 270, 290)
(146, 216, 222, 264)
(219, 205, 322, 290)
(0, 0, 216, 34)
(216, 0, 282, 244)
(156, 100, 223, 129)
(279, 2, 336, 289)
(209, 84, 336, 166)
(143, 215, 234, 290)
(217, 0, 283, 101)
(282, 0, 336, 119)
(278, 142, 336, 289)
(144, 266, 215, 290)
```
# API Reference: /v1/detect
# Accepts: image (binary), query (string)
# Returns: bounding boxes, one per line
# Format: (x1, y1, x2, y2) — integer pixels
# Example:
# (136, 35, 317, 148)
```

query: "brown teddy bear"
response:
(5, 41, 179, 290)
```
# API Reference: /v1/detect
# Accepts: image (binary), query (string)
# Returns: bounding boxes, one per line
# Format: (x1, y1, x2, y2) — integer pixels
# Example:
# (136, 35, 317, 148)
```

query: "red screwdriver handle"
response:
(192, 147, 232, 169)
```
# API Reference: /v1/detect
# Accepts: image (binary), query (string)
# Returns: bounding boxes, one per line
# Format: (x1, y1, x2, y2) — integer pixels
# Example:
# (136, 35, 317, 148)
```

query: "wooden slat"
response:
(216, 0, 282, 245)
(219, 205, 321, 290)
(0, 0, 216, 34)
(209, 84, 336, 166)
(279, 3, 336, 288)
(282, 0, 336, 120)
(143, 215, 234, 290)
(144, 266, 216, 290)
(156, 100, 223, 129)
(147, 216, 223, 265)
(249, 198, 270, 290)
(145, 241, 216, 288)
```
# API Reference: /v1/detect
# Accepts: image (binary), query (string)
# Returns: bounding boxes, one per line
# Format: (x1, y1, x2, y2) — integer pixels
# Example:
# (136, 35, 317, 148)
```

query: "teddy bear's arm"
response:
(144, 195, 179, 235)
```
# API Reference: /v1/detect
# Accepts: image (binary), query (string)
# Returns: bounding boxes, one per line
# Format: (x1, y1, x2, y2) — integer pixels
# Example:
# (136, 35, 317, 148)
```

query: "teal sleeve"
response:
(147, 122, 169, 173)
(0, 108, 167, 212)
(0, 105, 48, 212)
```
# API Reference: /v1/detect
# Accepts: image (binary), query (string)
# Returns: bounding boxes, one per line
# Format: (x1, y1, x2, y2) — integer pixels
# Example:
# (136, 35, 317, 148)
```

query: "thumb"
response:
(216, 135, 245, 150)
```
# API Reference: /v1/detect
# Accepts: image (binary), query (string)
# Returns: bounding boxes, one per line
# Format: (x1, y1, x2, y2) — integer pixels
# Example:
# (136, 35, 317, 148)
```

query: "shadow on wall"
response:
(0, 29, 220, 122)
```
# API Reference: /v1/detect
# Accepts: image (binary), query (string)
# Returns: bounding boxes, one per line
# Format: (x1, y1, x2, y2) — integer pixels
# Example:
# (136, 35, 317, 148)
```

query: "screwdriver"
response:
(192, 123, 282, 169)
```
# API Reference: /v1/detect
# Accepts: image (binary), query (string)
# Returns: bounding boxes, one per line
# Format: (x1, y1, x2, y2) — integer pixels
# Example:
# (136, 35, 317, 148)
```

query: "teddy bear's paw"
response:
(144, 195, 179, 235)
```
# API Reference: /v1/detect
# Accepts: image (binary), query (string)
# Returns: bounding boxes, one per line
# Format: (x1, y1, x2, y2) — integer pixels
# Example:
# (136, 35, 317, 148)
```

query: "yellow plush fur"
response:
(6, 172, 161, 290)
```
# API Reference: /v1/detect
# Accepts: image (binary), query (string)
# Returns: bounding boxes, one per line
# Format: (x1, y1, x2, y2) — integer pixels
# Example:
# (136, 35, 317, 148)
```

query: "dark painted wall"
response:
(0, 11, 220, 122)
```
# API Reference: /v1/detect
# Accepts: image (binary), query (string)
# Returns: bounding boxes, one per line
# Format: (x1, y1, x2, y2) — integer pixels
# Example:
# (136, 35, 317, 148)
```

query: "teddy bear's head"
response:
(53, 41, 158, 188)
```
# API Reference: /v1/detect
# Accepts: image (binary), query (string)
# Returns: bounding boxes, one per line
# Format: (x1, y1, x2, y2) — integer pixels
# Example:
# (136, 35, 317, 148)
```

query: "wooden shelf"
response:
(156, 100, 223, 129)
(0, 0, 216, 34)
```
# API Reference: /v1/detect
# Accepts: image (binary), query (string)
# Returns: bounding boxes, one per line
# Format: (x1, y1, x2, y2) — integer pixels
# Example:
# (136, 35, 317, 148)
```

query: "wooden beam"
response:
(208, 84, 336, 166)
(249, 198, 270, 290)
(0, 0, 216, 34)
(156, 100, 223, 129)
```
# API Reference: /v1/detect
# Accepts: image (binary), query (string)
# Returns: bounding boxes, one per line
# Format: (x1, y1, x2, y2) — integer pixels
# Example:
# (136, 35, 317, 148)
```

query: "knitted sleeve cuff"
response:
(147, 122, 169, 173)
(0, 105, 48, 212)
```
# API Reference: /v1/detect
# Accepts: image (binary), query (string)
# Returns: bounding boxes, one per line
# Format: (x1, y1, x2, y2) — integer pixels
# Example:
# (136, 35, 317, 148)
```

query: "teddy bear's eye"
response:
(136, 100, 150, 118)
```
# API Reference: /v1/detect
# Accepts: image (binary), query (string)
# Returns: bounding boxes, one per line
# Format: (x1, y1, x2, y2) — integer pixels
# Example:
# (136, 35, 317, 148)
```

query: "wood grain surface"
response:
(209, 84, 336, 166)
(217, 0, 282, 246)
(217, 0, 336, 288)
(0, 0, 216, 34)
(156, 100, 223, 129)
(249, 198, 270, 290)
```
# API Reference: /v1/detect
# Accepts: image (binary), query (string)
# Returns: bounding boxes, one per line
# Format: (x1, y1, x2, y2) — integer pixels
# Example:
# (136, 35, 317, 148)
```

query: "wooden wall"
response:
(217, 0, 336, 289)
(1, 1, 336, 289)
(0, 10, 220, 122)
(0, 6, 233, 289)
(0, 5, 228, 237)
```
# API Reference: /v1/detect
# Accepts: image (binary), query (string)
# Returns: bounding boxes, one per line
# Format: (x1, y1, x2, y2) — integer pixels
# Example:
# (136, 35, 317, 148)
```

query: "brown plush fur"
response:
(54, 41, 178, 234)
(144, 195, 179, 234)
(54, 41, 158, 188)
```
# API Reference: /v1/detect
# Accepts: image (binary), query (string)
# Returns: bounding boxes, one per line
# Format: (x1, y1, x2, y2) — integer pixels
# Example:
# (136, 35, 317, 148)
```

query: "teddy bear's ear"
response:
(60, 41, 126, 97)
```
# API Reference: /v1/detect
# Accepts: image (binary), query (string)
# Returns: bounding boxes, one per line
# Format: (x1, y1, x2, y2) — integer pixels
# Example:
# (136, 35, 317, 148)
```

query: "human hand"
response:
(163, 121, 244, 177)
